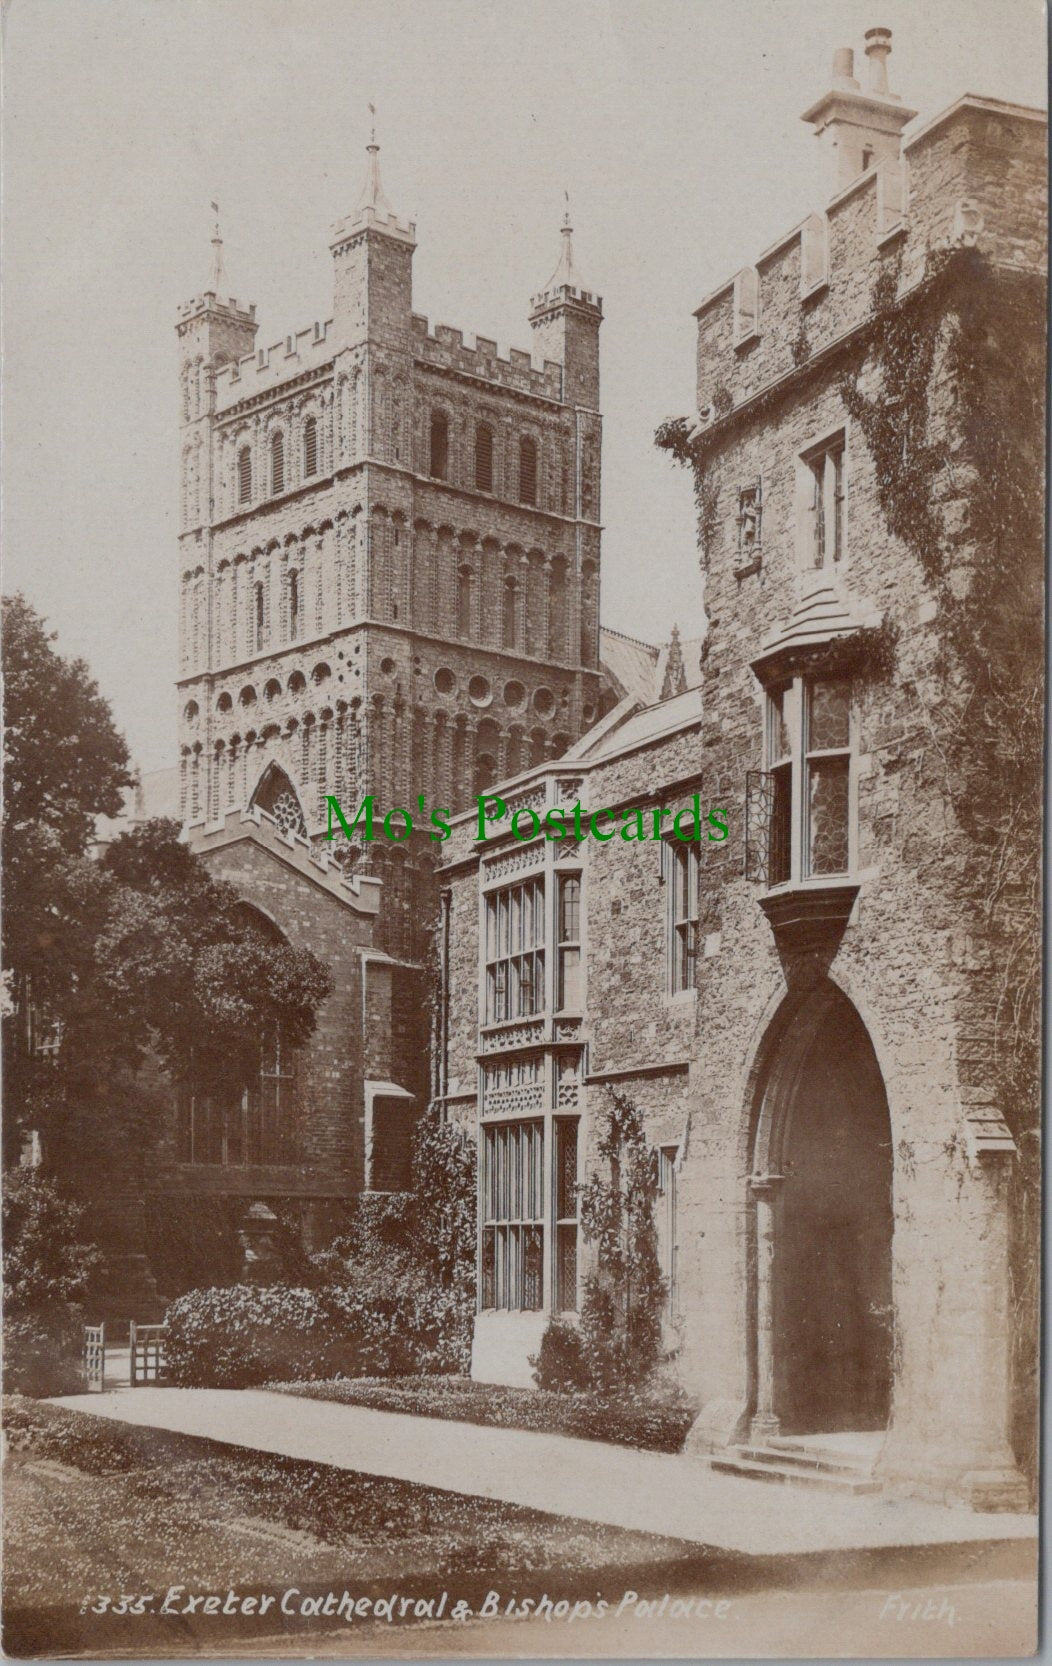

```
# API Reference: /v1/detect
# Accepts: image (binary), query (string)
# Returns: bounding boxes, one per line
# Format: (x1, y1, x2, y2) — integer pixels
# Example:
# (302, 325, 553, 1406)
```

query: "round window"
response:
(468, 675, 492, 707)
(503, 679, 526, 709)
(533, 685, 555, 718)
(434, 667, 456, 695)
(380, 656, 396, 675)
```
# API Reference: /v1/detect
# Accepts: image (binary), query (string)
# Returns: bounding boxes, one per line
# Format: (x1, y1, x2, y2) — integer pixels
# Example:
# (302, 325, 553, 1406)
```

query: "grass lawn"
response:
(2, 1395, 705, 1658)
(266, 1374, 696, 1453)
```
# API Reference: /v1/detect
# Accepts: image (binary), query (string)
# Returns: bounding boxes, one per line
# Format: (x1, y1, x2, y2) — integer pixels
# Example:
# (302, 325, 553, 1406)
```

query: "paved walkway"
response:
(50, 1387, 1037, 1559)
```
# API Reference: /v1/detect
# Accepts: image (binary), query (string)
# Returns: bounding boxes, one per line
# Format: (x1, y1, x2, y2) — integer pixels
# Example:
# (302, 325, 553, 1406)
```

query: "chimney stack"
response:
(801, 28, 917, 193)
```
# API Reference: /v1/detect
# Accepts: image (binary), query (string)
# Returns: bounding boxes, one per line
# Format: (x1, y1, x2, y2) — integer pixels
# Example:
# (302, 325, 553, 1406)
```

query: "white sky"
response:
(3, 0, 1046, 773)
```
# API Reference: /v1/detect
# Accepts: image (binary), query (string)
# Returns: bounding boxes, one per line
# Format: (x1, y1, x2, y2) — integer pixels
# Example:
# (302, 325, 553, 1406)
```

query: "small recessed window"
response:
(805, 435, 846, 569)
(518, 436, 538, 506)
(430, 411, 449, 481)
(475, 423, 494, 493)
(664, 840, 699, 994)
(238, 446, 252, 505)
(288, 570, 300, 640)
(303, 417, 318, 478)
(270, 431, 285, 496)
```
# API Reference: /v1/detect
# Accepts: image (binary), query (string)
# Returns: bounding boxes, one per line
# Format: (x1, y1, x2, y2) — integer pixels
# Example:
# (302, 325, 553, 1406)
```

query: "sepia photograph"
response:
(1, 0, 1046, 1657)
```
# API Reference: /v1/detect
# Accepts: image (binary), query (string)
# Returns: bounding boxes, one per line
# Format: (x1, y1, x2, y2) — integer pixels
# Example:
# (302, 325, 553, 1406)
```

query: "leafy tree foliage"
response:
(2, 596, 334, 1181)
(2, 1169, 100, 1394)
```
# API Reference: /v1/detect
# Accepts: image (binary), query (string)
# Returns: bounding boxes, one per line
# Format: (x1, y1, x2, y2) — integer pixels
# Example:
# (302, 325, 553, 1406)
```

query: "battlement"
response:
(690, 95, 1046, 430)
(411, 313, 564, 400)
(529, 280, 604, 317)
(215, 319, 334, 413)
(177, 291, 257, 328)
(330, 203, 417, 250)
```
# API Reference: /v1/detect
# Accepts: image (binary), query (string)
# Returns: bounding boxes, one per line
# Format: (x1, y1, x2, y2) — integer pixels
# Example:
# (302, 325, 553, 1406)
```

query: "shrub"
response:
(2, 1170, 100, 1396)
(163, 1279, 471, 1388)
(531, 1320, 591, 1392)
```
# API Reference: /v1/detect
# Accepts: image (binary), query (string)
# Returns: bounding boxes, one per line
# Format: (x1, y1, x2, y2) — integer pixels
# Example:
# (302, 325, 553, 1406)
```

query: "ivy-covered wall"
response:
(656, 97, 1044, 1505)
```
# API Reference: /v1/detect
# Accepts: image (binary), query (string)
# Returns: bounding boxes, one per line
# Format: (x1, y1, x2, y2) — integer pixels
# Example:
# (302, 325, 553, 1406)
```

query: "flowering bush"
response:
(163, 1279, 469, 1388)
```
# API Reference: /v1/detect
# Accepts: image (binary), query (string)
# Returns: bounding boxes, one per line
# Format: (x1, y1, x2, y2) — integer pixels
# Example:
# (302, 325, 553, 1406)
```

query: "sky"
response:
(3, 0, 1046, 773)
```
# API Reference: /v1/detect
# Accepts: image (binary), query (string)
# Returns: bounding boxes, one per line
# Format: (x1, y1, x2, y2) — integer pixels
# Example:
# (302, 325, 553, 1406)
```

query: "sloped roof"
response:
(599, 626, 660, 706)
(569, 684, 704, 764)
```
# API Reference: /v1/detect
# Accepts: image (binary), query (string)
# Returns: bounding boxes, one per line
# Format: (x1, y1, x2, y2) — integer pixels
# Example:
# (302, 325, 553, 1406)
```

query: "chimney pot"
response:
(832, 46, 857, 86)
(864, 26, 893, 94)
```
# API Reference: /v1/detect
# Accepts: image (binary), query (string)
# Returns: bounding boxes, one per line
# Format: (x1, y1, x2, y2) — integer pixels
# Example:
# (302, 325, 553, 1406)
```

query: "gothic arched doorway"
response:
(750, 981, 893, 1437)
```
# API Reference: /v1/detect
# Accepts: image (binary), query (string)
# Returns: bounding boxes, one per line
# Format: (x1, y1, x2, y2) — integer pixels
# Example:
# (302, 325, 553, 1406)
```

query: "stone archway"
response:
(749, 980, 894, 1439)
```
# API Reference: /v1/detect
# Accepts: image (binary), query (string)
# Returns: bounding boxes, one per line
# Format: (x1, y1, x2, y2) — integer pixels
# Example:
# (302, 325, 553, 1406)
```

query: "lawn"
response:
(1, 1395, 704, 1658)
(266, 1374, 696, 1453)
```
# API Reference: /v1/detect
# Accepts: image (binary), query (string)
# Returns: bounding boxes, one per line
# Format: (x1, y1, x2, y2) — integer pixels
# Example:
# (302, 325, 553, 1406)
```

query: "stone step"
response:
(710, 1452, 882, 1495)
(748, 1438, 878, 1476)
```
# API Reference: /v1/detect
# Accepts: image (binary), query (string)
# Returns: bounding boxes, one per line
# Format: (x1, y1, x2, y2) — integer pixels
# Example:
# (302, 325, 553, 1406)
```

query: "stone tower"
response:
(175, 136, 605, 963)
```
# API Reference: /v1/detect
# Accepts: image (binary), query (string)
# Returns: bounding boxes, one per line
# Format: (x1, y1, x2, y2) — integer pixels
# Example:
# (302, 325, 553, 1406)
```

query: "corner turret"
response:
(529, 203, 602, 410)
(330, 117, 416, 351)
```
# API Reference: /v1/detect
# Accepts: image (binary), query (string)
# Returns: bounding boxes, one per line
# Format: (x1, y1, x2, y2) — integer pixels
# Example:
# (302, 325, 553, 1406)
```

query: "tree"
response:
(13, 817, 335, 1174)
(2, 594, 136, 1165)
(2, 1169, 100, 1394)
(2, 594, 134, 858)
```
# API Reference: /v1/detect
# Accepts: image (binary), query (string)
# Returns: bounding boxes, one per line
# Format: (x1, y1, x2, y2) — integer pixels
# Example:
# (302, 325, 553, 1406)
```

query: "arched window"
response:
(288, 570, 300, 641)
(302, 416, 318, 478)
(456, 566, 474, 639)
(429, 411, 449, 481)
(475, 423, 494, 493)
(270, 430, 285, 496)
(519, 435, 538, 506)
(238, 446, 252, 505)
(254, 581, 265, 650)
(548, 559, 567, 660)
(502, 577, 518, 650)
(475, 752, 497, 795)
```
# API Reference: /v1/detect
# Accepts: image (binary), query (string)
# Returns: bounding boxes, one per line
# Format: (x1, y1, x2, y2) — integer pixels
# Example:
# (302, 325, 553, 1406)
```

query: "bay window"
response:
(556, 874, 581, 1011)
(485, 878, 544, 1022)
(481, 1120, 544, 1310)
(554, 1117, 580, 1311)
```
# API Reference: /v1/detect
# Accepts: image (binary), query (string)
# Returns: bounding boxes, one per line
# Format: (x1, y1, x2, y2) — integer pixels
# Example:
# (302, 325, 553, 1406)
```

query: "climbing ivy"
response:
(839, 247, 1043, 1489)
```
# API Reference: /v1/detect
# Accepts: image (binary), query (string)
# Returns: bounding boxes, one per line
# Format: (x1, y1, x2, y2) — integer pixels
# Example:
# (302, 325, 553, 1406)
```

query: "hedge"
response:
(163, 1280, 473, 1388)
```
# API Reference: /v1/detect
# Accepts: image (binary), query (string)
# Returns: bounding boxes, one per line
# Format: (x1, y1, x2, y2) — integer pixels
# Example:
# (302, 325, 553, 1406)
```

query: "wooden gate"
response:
(83, 1323, 105, 1392)
(129, 1322, 167, 1386)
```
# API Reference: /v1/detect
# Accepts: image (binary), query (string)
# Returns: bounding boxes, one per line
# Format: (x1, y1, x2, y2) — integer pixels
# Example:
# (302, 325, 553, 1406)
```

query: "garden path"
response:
(49, 1387, 1037, 1560)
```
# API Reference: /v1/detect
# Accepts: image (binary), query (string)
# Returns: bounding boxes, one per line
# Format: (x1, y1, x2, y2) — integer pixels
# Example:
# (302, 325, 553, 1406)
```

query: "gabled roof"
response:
(599, 625, 660, 706)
